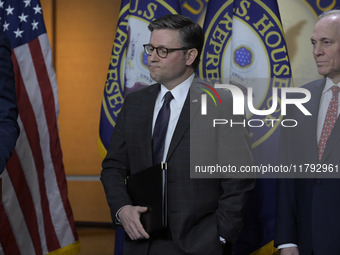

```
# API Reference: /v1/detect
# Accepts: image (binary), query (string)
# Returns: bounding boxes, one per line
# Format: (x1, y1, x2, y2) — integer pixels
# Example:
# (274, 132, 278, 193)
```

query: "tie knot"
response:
(331, 85, 340, 95)
(164, 91, 174, 103)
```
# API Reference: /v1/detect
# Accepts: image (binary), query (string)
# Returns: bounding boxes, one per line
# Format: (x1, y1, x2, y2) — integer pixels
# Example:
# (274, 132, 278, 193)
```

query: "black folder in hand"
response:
(126, 162, 167, 234)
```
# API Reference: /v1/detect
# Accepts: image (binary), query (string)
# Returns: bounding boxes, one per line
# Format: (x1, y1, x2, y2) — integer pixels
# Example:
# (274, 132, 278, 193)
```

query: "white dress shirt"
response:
(152, 74, 193, 162)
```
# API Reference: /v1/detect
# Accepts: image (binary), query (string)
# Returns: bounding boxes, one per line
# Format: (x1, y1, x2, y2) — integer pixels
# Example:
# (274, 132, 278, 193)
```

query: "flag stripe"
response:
(29, 36, 78, 246)
(1, 115, 45, 254)
(0, 1, 78, 253)
(1, 167, 36, 254)
(0, 200, 21, 254)
(15, 117, 49, 254)
(32, 36, 78, 241)
(12, 50, 61, 251)
(5, 151, 43, 255)
(38, 35, 59, 116)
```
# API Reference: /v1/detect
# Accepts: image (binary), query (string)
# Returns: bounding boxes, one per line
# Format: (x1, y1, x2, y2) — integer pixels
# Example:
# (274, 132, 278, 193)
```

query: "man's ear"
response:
(185, 48, 198, 66)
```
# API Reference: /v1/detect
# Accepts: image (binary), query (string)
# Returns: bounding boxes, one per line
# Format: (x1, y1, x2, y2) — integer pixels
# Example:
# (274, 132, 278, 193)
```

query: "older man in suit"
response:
(275, 10, 340, 255)
(0, 32, 19, 174)
(101, 14, 254, 255)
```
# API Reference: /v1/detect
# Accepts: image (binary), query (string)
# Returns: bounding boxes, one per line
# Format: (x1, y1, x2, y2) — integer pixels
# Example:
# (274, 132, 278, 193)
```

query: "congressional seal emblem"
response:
(199, 0, 292, 148)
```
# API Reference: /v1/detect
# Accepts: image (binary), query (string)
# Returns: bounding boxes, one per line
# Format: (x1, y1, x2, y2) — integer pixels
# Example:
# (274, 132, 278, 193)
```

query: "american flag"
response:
(0, 0, 79, 254)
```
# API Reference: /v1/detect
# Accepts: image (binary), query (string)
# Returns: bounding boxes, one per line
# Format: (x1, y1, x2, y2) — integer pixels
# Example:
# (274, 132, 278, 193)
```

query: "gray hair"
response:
(319, 9, 340, 19)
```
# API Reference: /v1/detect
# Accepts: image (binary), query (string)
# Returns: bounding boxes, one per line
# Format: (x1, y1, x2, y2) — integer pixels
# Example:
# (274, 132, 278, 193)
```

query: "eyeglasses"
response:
(143, 44, 189, 58)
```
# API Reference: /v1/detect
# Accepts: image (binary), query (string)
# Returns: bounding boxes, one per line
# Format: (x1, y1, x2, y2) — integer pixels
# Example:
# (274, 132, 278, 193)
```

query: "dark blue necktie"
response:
(153, 91, 174, 164)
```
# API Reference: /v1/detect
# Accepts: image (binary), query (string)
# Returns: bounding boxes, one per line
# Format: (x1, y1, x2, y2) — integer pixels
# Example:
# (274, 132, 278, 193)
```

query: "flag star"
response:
(0, 1, 4, 8)
(14, 27, 24, 38)
(19, 13, 28, 22)
(5, 5, 14, 15)
(33, 4, 42, 14)
(31, 19, 38, 30)
(23, 0, 31, 7)
(3, 21, 9, 31)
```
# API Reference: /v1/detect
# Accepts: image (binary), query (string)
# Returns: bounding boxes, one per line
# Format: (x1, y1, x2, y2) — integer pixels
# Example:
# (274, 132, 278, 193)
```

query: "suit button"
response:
(315, 180, 321, 185)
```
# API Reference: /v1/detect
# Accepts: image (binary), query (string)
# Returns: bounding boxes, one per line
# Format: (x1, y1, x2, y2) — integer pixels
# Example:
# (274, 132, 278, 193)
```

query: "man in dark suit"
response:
(101, 14, 254, 255)
(275, 10, 340, 255)
(0, 32, 19, 174)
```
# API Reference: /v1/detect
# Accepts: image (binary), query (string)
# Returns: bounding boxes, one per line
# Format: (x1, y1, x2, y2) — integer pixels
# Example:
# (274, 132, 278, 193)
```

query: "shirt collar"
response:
(324, 77, 340, 94)
(159, 73, 194, 106)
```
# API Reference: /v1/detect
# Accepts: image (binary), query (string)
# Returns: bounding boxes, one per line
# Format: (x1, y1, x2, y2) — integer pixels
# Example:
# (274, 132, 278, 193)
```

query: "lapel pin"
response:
(192, 99, 198, 103)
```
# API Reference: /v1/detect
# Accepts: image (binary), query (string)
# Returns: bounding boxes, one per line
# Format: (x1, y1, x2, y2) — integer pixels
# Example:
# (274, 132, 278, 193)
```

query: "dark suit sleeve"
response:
(100, 95, 133, 226)
(275, 104, 298, 247)
(101, 84, 159, 227)
(214, 90, 255, 243)
(0, 33, 19, 173)
(275, 179, 297, 246)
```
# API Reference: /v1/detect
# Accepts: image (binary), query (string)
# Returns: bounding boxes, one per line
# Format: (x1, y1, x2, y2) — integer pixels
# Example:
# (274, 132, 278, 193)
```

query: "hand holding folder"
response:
(126, 162, 167, 234)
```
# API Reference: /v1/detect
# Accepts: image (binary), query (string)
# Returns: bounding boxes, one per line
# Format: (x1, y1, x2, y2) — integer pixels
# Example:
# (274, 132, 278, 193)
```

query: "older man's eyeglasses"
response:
(143, 44, 189, 58)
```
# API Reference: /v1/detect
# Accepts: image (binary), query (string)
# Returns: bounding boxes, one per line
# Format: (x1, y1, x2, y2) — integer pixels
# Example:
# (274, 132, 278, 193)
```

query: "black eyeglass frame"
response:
(143, 44, 190, 58)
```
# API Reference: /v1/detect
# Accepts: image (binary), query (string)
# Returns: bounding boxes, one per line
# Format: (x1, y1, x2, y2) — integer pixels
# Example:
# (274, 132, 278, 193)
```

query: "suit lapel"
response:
(140, 84, 160, 165)
(166, 80, 202, 161)
(304, 80, 325, 162)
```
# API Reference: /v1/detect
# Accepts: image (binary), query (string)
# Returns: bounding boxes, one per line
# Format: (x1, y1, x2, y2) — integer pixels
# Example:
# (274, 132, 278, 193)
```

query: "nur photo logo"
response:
(198, 82, 223, 115)
(200, 83, 312, 128)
